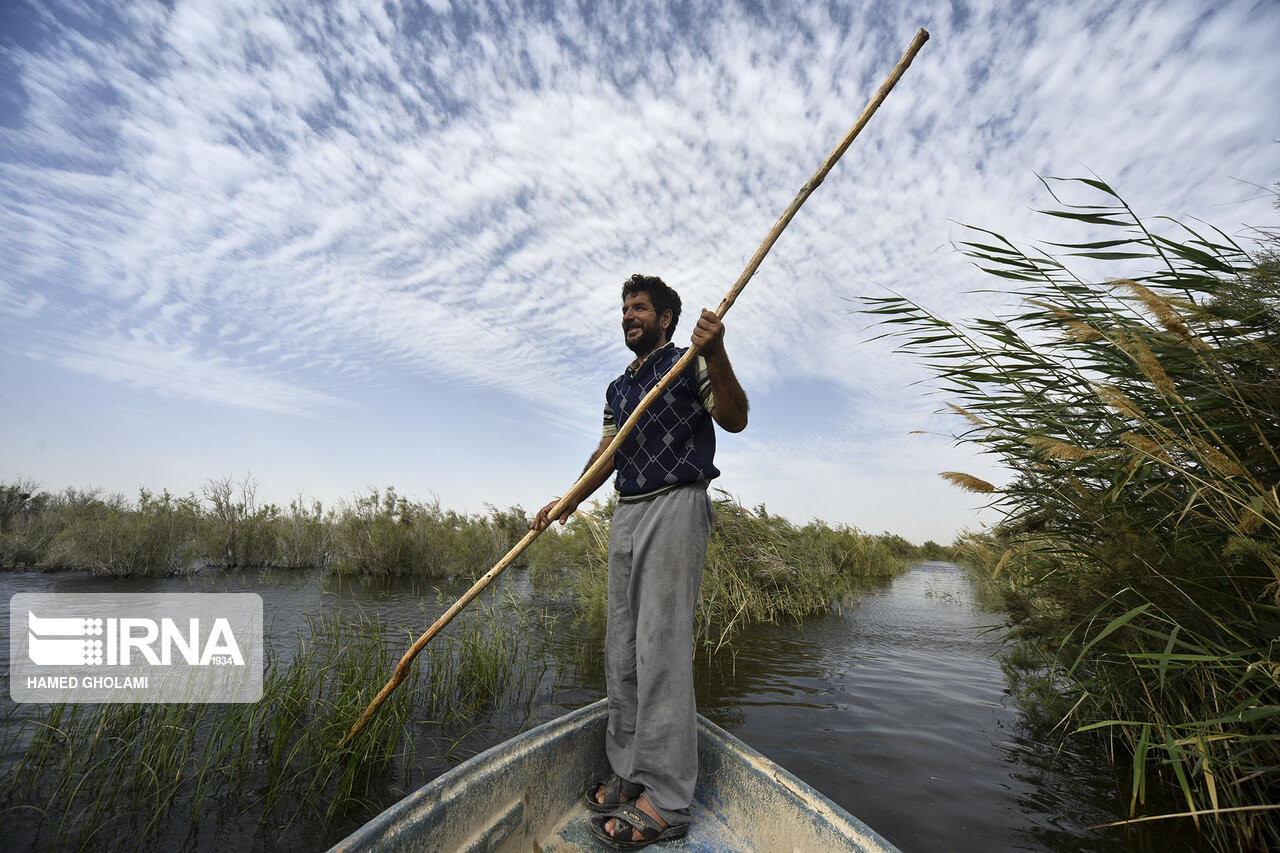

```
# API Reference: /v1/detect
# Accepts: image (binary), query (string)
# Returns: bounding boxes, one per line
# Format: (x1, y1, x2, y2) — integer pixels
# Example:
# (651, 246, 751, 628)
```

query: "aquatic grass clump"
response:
(415, 600, 555, 725)
(0, 606, 550, 850)
(0, 617, 417, 849)
(527, 497, 615, 637)
(530, 494, 913, 651)
(698, 499, 908, 649)
(866, 176, 1280, 850)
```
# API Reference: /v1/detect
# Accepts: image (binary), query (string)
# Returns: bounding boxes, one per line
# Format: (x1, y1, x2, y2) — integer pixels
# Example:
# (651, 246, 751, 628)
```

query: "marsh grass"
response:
(529, 493, 913, 651)
(865, 176, 1280, 850)
(0, 605, 549, 851)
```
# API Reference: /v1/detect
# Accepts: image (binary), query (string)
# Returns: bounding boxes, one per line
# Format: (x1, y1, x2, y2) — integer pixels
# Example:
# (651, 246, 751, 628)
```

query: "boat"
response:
(329, 698, 900, 852)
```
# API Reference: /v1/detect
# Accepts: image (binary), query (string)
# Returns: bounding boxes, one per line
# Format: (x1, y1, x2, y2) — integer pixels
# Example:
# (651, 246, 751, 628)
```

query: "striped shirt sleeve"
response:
(696, 355, 715, 412)
(602, 399, 616, 437)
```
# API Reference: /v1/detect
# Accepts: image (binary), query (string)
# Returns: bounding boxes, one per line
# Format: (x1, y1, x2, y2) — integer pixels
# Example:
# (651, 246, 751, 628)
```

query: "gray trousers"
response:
(605, 482, 714, 825)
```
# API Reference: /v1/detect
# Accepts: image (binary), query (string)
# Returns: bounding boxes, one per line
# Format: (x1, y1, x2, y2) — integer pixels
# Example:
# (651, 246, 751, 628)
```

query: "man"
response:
(533, 273, 748, 848)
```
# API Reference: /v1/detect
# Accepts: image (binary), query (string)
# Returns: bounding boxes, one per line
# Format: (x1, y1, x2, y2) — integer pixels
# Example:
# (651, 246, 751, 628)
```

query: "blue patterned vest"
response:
(606, 344, 719, 497)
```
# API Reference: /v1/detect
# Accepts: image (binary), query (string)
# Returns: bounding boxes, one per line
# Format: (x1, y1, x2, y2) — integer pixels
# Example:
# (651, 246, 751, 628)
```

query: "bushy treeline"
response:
(0, 476, 944, 591)
(867, 177, 1279, 850)
(0, 476, 526, 578)
(528, 493, 930, 650)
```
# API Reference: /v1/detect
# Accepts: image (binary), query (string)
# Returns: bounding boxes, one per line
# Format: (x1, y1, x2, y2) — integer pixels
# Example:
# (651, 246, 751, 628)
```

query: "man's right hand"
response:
(532, 497, 579, 530)
(532, 436, 614, 530)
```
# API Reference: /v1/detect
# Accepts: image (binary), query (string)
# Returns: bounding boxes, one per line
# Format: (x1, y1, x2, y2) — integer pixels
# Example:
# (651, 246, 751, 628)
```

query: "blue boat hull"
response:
(330, 699, 899, 852)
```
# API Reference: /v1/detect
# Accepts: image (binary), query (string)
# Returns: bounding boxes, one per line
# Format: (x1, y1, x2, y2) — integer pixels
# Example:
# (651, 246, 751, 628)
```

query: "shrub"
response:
(329, 487, 509, 578)
(200, 474, 280, 567)
(42, 488, 202, 576)
(0, 480, 55, 568)
(272, 496, 333, 570)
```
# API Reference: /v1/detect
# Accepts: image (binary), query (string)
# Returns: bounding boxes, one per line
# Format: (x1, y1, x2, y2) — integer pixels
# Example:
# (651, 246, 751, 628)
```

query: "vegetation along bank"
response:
(864, 176, 1279, 851)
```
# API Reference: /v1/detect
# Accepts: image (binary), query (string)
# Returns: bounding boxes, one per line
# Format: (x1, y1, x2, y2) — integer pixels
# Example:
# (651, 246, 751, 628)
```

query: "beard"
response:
(624, 321, 664, 355)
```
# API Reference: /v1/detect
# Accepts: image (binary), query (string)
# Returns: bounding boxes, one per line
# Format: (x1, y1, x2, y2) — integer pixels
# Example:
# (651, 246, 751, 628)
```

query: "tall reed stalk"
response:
(863, 176, 1279, 850)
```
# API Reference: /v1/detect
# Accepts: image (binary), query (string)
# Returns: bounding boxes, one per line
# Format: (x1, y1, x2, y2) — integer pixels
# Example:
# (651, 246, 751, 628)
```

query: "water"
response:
(0, 563, 1195, 852)
(692, 562, 1188, 852)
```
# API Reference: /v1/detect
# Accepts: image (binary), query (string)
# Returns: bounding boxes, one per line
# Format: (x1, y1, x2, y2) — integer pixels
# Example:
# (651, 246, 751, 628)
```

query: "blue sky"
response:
(1, 0, 1276, 544)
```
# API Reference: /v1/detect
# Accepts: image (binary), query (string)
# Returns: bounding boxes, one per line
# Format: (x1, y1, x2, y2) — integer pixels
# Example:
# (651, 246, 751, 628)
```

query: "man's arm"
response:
(531, 435, 615, 529)
(692, 308, 749, 433)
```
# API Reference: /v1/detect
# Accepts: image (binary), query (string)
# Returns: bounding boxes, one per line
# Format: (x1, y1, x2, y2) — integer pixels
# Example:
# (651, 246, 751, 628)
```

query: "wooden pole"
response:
(339, 27, 930, 748)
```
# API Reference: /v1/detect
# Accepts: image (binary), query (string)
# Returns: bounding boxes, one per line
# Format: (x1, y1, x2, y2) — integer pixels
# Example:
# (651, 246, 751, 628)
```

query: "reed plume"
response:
(940, 471, 997, 493)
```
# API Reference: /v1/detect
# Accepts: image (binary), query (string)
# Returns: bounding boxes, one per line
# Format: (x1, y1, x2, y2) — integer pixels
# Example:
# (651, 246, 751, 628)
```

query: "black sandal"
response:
(582, 774, 644, 813)
(589, 805, 689, 849)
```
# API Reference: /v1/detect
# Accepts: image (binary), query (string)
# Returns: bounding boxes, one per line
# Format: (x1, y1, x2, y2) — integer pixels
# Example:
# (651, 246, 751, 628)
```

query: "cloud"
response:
(0, 280, 46, 318)
(45, 332, 347, 416)
(1, 0, 1276, 533)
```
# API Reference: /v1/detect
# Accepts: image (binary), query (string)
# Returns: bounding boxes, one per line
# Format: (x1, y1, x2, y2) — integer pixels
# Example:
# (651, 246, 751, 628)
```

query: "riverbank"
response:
(0, 479, 949, 581)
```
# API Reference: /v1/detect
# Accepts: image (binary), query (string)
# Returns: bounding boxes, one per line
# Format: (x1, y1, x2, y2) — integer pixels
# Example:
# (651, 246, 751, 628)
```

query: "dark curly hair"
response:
(621, 273, 682, 340)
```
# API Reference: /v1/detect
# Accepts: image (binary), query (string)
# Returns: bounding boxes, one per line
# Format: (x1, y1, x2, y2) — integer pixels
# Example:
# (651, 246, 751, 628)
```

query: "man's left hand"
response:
(691, 308, 725, 356)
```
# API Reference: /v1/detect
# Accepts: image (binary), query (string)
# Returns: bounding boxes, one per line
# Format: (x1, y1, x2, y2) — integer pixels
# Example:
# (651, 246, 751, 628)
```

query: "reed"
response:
(529, 493, 913, 650)
(864, 176, 1280, 850)
(0, 605, 548, 850)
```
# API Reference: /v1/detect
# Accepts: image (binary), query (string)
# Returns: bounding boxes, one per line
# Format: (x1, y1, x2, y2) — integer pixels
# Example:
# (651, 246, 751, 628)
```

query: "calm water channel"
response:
(1, 562, 1197, 852)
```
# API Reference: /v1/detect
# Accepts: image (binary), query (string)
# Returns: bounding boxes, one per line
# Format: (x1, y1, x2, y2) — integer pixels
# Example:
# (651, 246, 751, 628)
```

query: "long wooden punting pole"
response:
(339, 27, 929, 748)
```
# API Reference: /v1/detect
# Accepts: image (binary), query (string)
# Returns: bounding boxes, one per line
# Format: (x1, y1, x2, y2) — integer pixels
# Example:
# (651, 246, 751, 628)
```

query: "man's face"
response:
(621, 291, 670, 356)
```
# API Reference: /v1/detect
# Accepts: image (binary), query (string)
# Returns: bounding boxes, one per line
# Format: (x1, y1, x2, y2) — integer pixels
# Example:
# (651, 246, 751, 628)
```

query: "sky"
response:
(1, 0, 1276, 545)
